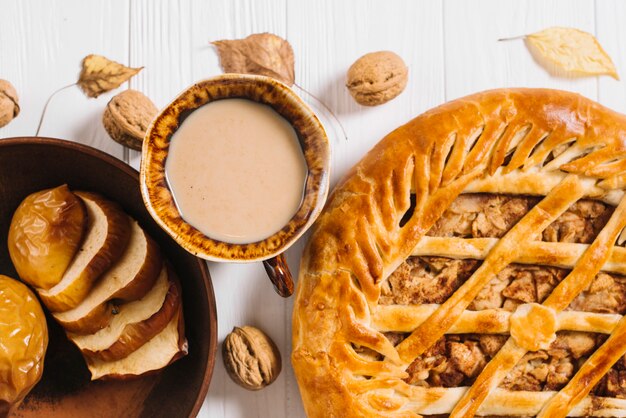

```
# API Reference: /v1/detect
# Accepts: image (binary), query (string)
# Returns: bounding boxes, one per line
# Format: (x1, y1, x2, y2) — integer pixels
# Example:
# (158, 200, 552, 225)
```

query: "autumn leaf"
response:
(501, 27, 618, 79)
(212, 33, 295, 86)
(77, 55, 143, 98)
(210, 32, 349, 141)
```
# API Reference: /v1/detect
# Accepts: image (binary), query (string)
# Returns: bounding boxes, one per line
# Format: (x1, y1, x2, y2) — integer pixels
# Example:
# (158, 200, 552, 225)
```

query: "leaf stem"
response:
(498, 35, 527, 42)
(294, 83, 348, 142)
(36, 83, 77, 136)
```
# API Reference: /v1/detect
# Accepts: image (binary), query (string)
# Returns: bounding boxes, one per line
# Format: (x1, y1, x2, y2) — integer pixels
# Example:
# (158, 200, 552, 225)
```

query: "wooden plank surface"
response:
(0, 0, 129, 159)
(444, 0, 597, 101)
(597, 0, 626, 112)
(0, 1, 625, 417)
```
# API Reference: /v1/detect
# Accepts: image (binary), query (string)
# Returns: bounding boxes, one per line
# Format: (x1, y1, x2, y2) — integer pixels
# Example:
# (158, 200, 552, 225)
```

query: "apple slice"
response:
(54, 219, 162, 334)
(86, 305, 187, 380)
(39, 192, 131, 312)
(68, 264, 180, 361)
(8, 185, 87, 290)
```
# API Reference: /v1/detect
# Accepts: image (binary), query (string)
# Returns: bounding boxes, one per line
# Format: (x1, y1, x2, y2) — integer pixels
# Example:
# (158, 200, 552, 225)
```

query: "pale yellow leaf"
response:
(211, 33, 295, 86)
(525, 27, 618, 79)
(78, 55, 143, 98)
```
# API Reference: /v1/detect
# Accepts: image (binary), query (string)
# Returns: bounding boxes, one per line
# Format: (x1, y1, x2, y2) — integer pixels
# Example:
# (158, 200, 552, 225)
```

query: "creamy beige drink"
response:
(165, 98, 307, 244)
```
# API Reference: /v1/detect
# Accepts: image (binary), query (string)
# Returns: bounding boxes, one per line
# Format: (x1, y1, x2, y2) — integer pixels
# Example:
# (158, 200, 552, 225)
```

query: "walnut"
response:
(0, 80, 20, 128)
(102, 89, 157, 150)
(222, 326, 281, 390)
(346, 51, 408, 106)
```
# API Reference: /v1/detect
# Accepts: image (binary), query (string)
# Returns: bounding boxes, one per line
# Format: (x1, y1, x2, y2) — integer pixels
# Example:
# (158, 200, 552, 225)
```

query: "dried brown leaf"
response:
(523, 27, 618, 79)
(78, 55, 143, 98)
(212, 33, 295, 86)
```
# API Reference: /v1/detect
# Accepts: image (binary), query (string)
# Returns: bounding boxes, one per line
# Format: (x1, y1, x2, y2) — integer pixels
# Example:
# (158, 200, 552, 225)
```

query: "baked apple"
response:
(86, 306, 187, 380)
(8, 186, 186, 383)
(0, 275, 48, 417)
(54, 220, 162, 334)
(8, 184, 87, 290)
(68, 264, 181, 362)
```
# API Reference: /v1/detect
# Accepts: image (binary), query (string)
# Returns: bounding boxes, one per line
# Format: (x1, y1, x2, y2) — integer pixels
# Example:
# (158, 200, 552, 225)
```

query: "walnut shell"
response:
(222, 326, 281, 390)
(346, 51, 408, 106)
(103, 89, 158, 151)
(0, 79, 20, 128)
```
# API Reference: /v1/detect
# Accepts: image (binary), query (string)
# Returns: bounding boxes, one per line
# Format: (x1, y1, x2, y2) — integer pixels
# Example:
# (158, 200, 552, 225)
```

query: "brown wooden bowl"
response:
(0, 137, 216, 418)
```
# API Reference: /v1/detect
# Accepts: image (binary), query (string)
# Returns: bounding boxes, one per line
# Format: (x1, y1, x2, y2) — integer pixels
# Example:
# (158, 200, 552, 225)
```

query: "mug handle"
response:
(262, 254, 294, 297)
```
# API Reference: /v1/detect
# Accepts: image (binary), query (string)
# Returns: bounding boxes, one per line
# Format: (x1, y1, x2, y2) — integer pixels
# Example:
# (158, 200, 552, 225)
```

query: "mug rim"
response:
(140, 74, 331, 262)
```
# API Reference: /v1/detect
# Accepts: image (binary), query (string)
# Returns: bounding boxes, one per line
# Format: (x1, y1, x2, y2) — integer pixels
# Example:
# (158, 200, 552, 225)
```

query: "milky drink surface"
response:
(165, 98, 307, 244)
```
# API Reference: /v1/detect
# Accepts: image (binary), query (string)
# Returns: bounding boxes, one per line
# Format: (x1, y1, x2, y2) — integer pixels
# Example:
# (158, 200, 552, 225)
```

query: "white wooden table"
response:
(1, 0, 625, 417)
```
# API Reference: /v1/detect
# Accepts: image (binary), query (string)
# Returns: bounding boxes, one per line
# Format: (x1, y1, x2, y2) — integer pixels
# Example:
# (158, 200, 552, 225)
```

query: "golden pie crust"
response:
(292, 89, 626, 417)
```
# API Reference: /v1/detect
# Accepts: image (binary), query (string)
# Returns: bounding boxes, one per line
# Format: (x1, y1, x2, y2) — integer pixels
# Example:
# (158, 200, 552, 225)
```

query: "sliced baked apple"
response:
(54, 219, 162, 334)
(86, 306, 187, 380)
(39, 192, 131, 312)
(68, 264, 180, 361)
(8, 184, 87, 290)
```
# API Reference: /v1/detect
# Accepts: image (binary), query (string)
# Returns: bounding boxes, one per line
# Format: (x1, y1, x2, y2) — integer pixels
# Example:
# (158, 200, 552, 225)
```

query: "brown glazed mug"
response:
(140, 74, 331, 297)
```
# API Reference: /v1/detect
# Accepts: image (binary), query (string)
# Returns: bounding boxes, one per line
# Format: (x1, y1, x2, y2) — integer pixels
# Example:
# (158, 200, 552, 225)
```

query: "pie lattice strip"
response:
(464, 168, 624, 205)
(372, 305, 621, 334)
(397, 386, 626, 416)
(538, 314, 626, 417)
(413, 236, 626, 275)
(348, 376, 626, 416)
(449, 194, 626, 417)
(544, 194, 626, 310)
(396, 175, 585, 364)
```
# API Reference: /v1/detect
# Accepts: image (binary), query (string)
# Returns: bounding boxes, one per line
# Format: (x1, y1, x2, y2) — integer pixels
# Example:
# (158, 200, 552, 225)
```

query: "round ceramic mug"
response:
(140, 74, 331, 297)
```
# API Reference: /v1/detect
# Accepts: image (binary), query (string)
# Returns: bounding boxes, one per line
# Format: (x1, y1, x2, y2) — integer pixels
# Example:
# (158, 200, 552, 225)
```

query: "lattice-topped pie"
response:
(292, 89, 626, 417)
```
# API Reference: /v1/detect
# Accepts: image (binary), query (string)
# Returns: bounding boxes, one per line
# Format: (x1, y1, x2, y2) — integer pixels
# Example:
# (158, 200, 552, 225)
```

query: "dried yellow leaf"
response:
(525, 27, 618, 79)
(78, 55, 143, 98)
(212, 33, 295, 86)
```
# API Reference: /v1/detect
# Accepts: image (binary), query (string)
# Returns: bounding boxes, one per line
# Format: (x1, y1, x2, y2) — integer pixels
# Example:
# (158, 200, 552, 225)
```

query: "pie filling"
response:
(370, 194, 626, 400)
